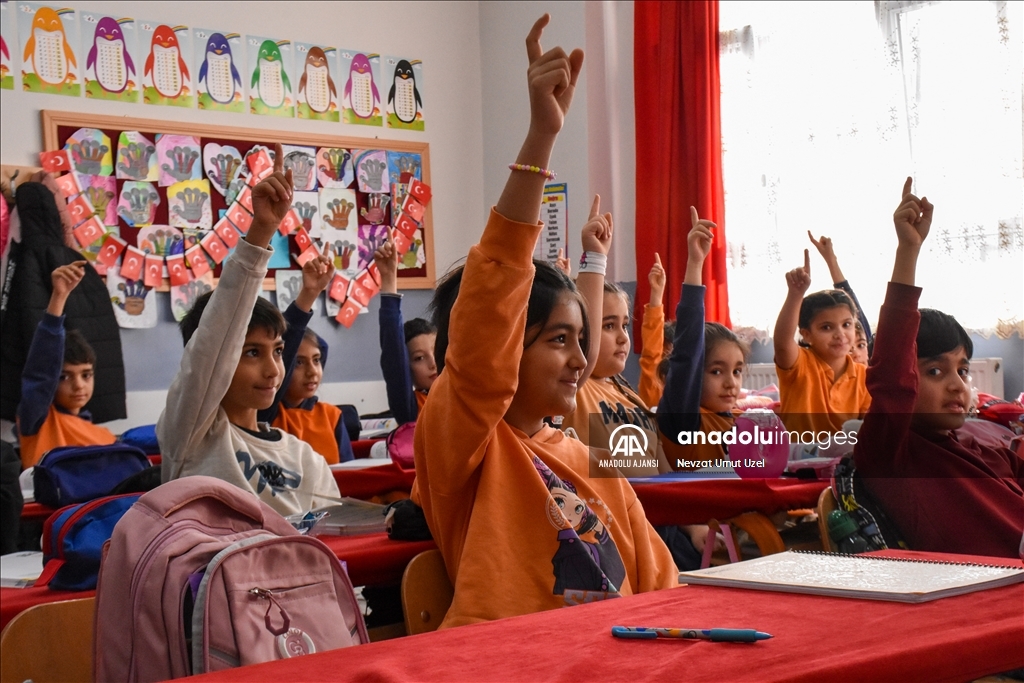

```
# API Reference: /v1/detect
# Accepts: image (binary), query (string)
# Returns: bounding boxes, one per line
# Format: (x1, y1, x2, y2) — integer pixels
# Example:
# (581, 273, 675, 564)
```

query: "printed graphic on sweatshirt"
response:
(532, 457, 625, 606)
(236, 450, 301, 497)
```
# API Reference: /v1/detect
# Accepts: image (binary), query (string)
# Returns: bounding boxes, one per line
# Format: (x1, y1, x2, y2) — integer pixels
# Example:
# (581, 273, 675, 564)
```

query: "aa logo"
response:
(608, 424, 649, 459)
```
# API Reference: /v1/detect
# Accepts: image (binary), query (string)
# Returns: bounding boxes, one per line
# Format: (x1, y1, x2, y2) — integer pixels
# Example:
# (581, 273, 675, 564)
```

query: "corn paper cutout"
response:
(81, 12, 138, 102)
(156, 134, 201, 186)
(203, 143, 243, 197)
(18, 3, 79, 96)
(108, 266, 157, 328)
(117, 181, 159, 227)
(295, 42, 338, 122)
(195, 28, 244, 112)
(170, 272, 213, 322)
(65, 128, 113, 176)
(116, 131, 158, 181)
(383, 56, 425, 131)
(339, 49, 381, 126)
(139, 21, 192, 106)
(281, 145, 317, 191)
(248, 35, 293, 117)
(354, 149, 389, 194)
(316, 148, 353, 189)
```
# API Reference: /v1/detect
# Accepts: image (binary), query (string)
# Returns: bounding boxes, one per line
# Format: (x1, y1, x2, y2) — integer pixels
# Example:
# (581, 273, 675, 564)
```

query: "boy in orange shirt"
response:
(17, 261, 116, 468)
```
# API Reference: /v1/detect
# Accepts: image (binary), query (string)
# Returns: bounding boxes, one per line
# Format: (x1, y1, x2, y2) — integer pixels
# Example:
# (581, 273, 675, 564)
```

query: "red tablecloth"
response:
(332, 463, 415, 500)
(0, 533, 434, 632)
(191, 551, 1024, 683)
(633, 478, 828, 526)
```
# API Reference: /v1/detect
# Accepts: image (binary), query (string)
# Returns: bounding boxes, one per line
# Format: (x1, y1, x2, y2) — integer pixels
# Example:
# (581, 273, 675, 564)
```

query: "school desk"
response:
(0, 533, 435, 631)
(188, 550, 1024, 683)
(631, 477, 828, 526)
(332, 461, 416, 500)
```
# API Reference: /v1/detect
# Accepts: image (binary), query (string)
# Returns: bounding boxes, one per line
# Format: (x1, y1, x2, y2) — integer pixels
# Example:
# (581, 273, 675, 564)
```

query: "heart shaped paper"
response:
(203, 143, 244, 197)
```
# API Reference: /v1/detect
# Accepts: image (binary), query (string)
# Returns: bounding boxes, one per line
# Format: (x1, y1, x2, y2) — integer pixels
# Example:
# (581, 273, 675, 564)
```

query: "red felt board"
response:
(43, 110, 435, 289)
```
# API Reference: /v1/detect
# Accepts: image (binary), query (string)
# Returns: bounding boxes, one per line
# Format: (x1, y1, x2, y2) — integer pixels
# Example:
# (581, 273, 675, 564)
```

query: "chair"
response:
(727, 512, 787, 556)
(817, 486, 839, 551)
(401, 549, 453, 635)
(0, 596, 95, 683)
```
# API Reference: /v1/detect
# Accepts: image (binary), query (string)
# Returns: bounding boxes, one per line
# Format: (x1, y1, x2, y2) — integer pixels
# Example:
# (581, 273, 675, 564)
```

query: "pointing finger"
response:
(526, 14, 549, 63)
(690, 206, 699, 229)
(589, 194, 601, 220)
(654, 252, 662, 267)
(902, 176, 913, 199)
(804, 249, 810, 272)
(273, 143, 284, 174)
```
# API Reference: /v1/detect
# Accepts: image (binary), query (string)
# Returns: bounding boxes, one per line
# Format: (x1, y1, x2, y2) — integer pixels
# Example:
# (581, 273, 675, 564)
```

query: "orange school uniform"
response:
(638, 304, 665, 407)
(777, 347, 870, 434)
(272, 402, 344, 465)
(18, 405, 116, 468)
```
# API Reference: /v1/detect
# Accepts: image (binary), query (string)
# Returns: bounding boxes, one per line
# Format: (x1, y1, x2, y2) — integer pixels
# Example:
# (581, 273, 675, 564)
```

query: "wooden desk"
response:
(188, 551, 1024, 683)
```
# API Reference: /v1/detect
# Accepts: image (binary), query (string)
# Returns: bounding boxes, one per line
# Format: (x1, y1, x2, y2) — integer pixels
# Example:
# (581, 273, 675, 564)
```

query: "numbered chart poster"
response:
(139, 21, 192, 107)
(339, 49, 381, 126)
(1, 1, 14, 90)
(80, 12, 138, 102)
(248, 35, 293, 117)
(194, 28, 243, 112)
(18, 2, 79, 96)
(295, 42, 338, 122)
(383, 56, 424, 131)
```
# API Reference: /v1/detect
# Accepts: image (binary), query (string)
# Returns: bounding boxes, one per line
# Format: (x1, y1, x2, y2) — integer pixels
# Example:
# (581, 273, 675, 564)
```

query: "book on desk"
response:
(679, 550, 1024, 603)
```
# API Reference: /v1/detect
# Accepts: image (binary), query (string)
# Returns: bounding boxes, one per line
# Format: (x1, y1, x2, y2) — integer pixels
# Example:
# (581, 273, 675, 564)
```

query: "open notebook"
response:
(679, 551, 1024, 603)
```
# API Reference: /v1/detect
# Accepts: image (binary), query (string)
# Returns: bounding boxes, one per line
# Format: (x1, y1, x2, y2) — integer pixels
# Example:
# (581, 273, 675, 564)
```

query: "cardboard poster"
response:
(295, 42, 338, 122)
(139, 21, 192, 106)
(534, 183, 568, 263)
(248, 35, 293, 117)
(194, 28, 243, 112)
(80, 12, 138, 102)
(383, 56, 424, 131)
(339, 49, 381, 126)
(18, 2, 79, 96)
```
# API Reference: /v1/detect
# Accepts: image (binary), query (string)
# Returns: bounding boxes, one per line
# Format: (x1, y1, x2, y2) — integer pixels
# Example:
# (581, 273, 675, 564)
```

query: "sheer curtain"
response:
(719, 0, 1022, 339)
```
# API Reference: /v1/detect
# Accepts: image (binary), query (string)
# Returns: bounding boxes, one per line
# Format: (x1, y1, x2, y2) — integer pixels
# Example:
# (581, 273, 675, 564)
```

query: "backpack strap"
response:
(831, 457, 908, 551)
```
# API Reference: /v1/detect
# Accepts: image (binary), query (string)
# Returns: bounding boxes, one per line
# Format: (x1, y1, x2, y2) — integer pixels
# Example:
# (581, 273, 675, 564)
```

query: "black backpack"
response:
(831, 457, 908, 551)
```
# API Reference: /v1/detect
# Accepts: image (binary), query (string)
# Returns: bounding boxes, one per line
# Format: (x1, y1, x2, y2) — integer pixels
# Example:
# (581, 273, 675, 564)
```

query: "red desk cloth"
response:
(190, 550, 1023, 683)
(0, 534, 434, 632)
(633, 478, 828, 526)
(332, 463, 415, 500)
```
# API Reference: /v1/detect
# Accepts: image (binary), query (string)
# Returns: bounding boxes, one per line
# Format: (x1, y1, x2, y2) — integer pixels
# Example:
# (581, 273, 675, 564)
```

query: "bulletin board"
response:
(39, 109, 436, 291)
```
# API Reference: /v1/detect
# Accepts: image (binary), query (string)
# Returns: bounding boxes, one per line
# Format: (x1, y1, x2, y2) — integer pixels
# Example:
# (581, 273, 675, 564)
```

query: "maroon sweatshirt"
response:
(854, 282, 1024, 558)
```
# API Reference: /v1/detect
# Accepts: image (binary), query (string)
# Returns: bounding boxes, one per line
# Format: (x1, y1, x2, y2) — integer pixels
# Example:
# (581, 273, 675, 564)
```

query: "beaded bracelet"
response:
(508, 163, 556, 180)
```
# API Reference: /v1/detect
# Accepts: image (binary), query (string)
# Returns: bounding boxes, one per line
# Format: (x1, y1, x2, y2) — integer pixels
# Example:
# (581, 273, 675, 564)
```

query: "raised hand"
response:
(893, 176, 933, 248)
(807, 231, 836, 264)
(684, 207, 716, 286)
(373, 229, 399, 294)
(785, 249, 812, 296)
(249, 143, 294, 247)
(580, 194, 613, 256)
(649, 253, 666, 304)
(526, 14, 585, 137)
(295, 242, 335, 312)
(554, 248, 571, 277)
(48, 260, 87, 316)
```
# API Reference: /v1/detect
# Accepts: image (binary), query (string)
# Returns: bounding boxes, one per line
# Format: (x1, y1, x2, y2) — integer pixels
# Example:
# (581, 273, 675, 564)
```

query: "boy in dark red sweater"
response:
(854, 178, 1024, 558)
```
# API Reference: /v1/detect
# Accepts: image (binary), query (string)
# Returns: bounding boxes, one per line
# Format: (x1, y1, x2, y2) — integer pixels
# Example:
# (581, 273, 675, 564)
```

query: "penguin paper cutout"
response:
(385, 57, 424, 130)
(248, 36, 293, 117)
(296, 43, 338, 121)
(83, 14, 136, 100)
(19, 4, 79, 95)
(196, 29, 243, 111)
(141, 22, 192, 106)
(340, 50, 381, 126)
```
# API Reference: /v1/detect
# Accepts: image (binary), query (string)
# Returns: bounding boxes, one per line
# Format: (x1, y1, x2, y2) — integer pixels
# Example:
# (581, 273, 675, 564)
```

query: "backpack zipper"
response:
(44, 493, 138, 563)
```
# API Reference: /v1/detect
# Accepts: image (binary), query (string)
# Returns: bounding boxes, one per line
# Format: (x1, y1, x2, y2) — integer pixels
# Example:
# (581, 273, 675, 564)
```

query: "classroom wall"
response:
(1, 0, 485, 426)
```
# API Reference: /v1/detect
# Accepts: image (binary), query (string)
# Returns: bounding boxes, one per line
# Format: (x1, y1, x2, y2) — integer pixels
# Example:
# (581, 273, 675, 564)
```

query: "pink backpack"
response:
(93, 476, 368, 682)
(386, 421, 416, 469)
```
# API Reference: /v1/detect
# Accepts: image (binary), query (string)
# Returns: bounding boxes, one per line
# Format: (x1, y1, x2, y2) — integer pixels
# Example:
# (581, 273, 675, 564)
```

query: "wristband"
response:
(578, 251, 607, 275)
(508, 163, 556, 180)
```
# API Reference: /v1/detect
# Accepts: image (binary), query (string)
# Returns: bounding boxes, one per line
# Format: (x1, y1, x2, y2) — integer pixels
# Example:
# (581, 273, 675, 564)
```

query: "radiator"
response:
(743, 359, 1004, 399)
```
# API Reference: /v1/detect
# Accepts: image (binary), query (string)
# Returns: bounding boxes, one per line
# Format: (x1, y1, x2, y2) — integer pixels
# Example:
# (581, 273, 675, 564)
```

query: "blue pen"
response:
(611, 626, 772, 643)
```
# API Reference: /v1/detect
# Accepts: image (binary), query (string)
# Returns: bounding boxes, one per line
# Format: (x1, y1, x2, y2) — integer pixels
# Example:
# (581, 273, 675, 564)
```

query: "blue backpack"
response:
(36, 493, 142, 590)
(118, 424, 160, 453)
(33, 443, 149, 508)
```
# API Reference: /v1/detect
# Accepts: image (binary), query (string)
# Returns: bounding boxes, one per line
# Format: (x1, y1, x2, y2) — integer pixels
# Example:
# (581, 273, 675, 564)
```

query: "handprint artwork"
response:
(107, 268, 157, 328)
(136, 225, 184, 258)
(202, 143, 243, 196)
(320, 188, 357, 231)
(360, 193, 390, 225)
(167, 179, 212, 230)
(358, 224, 389, 268)
(170, 273, 213, 322)
(79, 175, 118, 225)
(399, 232, 425, 270)
(156, 134, 201, 186)
(387, 151, 422, 186)
(116, 131, 158, 181)
(117, 181, 160, 227)
(273, 270, 308, 312)
(316, 147, 354, 188)
(292, 191, 321, 236)
(65, 128, 113, 176)
(282, 146, 316, 191)
(355, 150, 390, 193)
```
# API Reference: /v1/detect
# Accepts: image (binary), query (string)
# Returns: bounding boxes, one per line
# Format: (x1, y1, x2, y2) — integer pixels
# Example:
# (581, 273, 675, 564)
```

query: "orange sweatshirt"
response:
(19, 405, 116, 468)
(777, 347, 871, 434)
(272, 402, 345, 465)
(638, 304, 665, 407)
(412, 210, 677, 628)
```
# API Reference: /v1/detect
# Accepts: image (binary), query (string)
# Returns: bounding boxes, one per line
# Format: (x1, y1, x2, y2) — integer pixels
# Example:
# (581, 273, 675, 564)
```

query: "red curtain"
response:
(633, 0, 730, 347)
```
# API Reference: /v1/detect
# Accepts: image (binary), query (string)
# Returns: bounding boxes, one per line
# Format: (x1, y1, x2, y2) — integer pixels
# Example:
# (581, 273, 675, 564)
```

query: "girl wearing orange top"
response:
(411, 15, 676, 628)
(773, 250, 871, 434)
